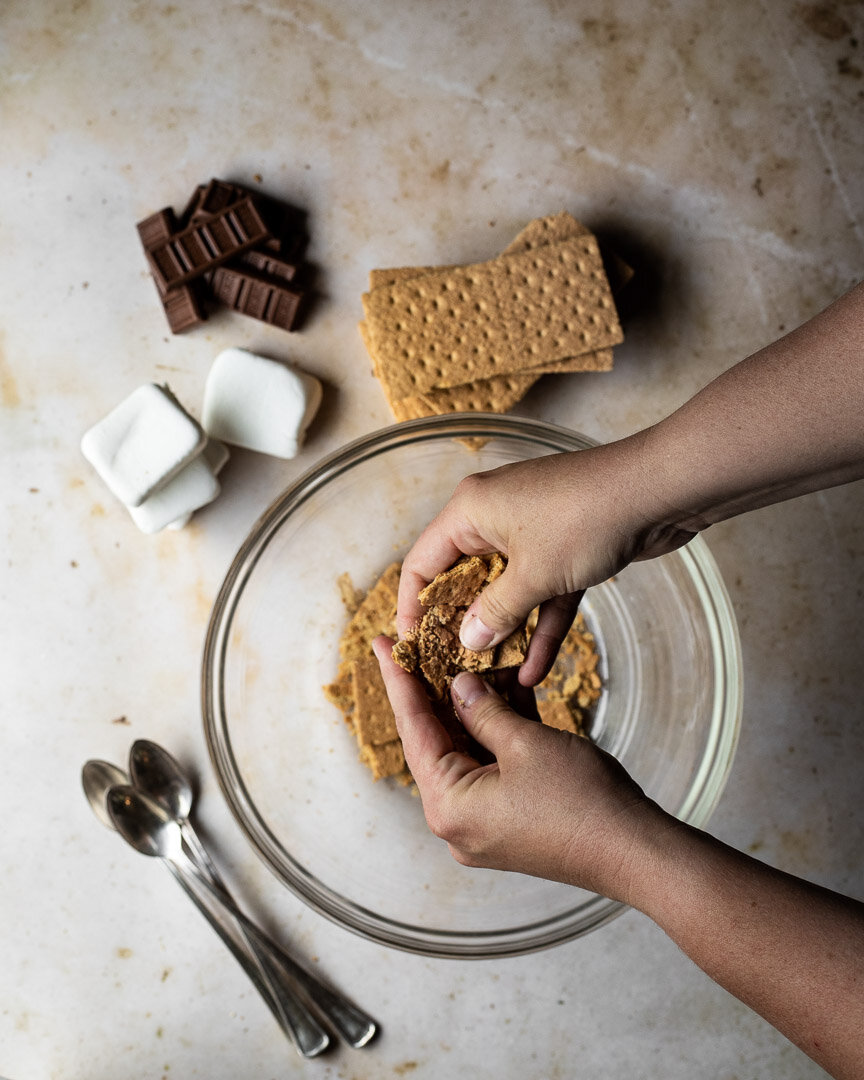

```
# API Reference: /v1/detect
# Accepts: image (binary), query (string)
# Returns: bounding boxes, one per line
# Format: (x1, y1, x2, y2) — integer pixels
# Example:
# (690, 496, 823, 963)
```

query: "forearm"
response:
(630, 820, 864, 1078)
(645, 280, 864, 531)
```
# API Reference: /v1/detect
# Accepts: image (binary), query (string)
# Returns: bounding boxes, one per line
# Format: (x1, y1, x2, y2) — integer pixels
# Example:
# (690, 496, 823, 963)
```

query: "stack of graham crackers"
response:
(359, 212, 626, 421)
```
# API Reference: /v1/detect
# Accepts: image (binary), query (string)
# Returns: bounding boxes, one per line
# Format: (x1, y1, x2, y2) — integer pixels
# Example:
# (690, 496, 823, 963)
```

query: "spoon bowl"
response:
(129, 739, 193, 822)
(107, 785, 184, 861)
(81, 760, 128, 829)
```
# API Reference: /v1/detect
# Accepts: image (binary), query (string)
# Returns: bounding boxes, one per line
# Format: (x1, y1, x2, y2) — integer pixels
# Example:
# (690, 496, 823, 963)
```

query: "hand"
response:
(373, 637, 673, 902)
(396, 432, 696, 686)
(398, 281, 864, 687)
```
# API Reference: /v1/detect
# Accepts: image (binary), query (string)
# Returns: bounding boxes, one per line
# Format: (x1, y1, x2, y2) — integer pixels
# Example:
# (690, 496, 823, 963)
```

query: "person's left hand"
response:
(372, 637, 673, 901)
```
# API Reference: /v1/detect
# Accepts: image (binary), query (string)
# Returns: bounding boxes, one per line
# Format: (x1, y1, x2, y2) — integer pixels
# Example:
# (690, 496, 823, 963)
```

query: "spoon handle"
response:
(164, 859, 330, 1058)
(179, 822, 377, 1049)
(244, 918, 378, 1049)
(179, 845, 377, 1048)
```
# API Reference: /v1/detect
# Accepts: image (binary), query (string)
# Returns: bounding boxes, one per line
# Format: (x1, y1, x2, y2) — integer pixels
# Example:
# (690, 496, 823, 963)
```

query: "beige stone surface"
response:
(0, 2, 861, 1078)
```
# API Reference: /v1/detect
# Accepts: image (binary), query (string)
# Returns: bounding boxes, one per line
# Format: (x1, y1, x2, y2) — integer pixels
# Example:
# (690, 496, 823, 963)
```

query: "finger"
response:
(450, 671, 530, 757)
(372, 637, 477, 791)
(397, 505, 499, 636)
(396, 521, 466, 637)
(518, 591, 583, 687)
(459, 563, 548, 652)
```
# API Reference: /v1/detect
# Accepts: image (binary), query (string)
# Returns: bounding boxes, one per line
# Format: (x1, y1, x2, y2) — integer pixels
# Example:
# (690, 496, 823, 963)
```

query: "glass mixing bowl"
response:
(202, 414, 741, 958)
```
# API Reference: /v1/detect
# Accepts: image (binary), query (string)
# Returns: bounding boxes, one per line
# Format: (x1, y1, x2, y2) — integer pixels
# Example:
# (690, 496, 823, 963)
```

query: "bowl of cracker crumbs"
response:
(203, 413, 742, 958)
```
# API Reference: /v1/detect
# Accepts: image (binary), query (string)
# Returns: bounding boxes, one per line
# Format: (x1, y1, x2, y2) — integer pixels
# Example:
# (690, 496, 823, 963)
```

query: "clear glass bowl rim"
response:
(202, 412, 743, 959)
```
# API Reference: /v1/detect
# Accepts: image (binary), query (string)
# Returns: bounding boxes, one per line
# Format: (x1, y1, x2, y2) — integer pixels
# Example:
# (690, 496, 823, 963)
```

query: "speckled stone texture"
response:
(0, 1, 861, 1077)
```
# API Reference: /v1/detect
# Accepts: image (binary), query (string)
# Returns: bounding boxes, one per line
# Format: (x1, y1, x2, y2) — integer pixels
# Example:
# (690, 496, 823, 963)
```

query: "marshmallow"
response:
(128, 450, 221, 534)
(202, 347, 322, 459)
(166, 439, 230, 531)
(81, 383, 205, 507)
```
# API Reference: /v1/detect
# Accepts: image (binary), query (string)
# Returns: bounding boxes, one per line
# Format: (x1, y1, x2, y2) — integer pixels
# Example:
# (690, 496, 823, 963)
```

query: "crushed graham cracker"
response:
(323, 559, 603, 784)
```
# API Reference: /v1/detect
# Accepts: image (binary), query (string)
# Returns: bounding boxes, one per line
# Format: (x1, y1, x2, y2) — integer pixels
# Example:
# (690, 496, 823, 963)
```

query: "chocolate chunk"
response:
(231, 247, 298, 282)
(145, 196, 271, 291)
(210, 264, 303, 331)
(136, 208, 207, 332)
(137, 207, 178, 251)
(190, 178, 249, 223)
(162, 284, 207, 333)
(192, 182, 291, 255)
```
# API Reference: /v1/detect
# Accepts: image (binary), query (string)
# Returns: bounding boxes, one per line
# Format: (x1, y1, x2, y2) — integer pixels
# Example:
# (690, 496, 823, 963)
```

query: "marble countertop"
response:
(2, 1, 862, 1077)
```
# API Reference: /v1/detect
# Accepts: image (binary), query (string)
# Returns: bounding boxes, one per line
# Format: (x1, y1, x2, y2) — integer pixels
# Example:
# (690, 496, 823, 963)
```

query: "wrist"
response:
(594, 426, 708, 559)
(557, 789, 690, 910)
(609, 804, 693, 911)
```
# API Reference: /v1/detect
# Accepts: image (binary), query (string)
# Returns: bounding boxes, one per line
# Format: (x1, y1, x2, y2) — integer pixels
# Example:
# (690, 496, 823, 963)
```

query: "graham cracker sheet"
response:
(365, 210, 591, 292)
(351, 657, 399, 746)
(359, 739, 406, 782)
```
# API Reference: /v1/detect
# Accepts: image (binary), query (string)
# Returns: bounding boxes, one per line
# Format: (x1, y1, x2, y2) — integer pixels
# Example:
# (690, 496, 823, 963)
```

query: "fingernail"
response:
(451, 671, 490, 709)
(460, 612, 495, 651)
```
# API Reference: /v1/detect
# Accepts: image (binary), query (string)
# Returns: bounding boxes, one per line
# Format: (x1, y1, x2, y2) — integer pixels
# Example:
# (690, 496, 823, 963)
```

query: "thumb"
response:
(459, 562, 543, 651)
(450, 671, 530, 757)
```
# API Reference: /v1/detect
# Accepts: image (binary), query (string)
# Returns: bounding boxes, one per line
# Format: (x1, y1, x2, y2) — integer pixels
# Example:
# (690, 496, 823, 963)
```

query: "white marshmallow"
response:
(128, 452, 221, 534)
(81, 383, 205, 507)
(202, 347, 322, 459)
(166, 439, 230, 531)
(200, 436, 231, 476)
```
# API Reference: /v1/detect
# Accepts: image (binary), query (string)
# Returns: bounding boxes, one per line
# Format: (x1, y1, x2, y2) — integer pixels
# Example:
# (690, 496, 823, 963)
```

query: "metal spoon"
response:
(126, 740, 376, 1049)
(83, 759, 326, 1054)
(105, 783, 330, 1057)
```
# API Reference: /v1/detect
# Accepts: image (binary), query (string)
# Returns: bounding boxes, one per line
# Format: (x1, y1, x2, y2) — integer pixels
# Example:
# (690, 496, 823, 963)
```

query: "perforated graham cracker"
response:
(502, 211, 591, 254)
(375, 353, 596, 421)
(497, 240, 622, 366)
(417, 372, 539, 415)
(363, 233, 622, 401)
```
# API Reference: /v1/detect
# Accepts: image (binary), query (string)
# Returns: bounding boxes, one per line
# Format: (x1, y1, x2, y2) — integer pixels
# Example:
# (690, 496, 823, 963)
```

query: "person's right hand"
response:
(397, 430, 696, 686)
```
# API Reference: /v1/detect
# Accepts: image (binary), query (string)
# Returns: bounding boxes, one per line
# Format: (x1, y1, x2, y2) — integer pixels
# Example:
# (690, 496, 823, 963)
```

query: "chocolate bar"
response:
(210, 265, 303, 331)
(136, 209, 207, 333)
(146, 196, 271, 291)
